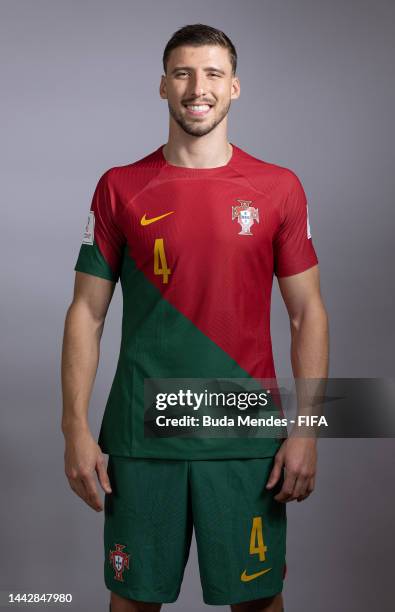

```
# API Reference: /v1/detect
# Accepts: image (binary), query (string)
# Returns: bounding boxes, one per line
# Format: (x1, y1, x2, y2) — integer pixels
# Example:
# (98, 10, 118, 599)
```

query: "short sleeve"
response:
(74, 170, 125, 283)
(273, 172, 319, 277)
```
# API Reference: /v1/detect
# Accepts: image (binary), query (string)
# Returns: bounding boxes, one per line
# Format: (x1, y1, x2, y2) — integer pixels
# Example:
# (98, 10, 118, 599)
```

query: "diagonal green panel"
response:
(98, 248, 283, 459)
(120, 247, 254, 378)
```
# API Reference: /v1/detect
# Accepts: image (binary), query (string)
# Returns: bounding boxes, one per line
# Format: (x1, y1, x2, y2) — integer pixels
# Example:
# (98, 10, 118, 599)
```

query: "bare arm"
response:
(279, 264, 329, 380)
(61, 271, 115, 511)
(266, 264, 329, 503)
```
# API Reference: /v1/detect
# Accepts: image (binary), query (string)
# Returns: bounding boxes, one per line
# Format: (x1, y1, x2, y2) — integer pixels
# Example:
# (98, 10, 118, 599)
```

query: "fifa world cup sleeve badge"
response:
(232, 199, 259, 236)
(109, 543, 130, 581)
(82, 211, 95, 245)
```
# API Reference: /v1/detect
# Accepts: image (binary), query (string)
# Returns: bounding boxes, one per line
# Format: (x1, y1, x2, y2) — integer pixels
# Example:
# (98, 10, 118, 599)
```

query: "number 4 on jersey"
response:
(154, 238, 171, 284)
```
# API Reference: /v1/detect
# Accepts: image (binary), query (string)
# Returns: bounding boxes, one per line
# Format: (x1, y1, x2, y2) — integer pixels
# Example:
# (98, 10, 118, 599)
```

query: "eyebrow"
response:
(171, 66, 226, 75)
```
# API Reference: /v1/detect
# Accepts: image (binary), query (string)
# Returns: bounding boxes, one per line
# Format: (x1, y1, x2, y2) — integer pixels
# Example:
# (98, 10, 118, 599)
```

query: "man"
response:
(61, 23, 328, 612)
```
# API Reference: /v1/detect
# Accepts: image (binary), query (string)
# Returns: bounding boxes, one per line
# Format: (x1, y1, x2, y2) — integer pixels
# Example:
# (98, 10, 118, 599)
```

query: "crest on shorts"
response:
(232, 199, 259, 236)
(109, 543, 130, 581)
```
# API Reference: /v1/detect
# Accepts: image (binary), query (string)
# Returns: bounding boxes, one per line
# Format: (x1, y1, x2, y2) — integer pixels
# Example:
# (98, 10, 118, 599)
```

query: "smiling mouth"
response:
(183, 103, 213, 117)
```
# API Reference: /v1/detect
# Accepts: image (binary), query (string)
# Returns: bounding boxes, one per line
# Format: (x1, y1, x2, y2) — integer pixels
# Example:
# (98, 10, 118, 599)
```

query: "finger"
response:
(274, 472, 297, 503)
(67, 467, 103, 512)
(81, 480, 103, 511)
(292, 475, 309, 500)
(297, 488, 312, 502)
(310, 475, 315, 491)
(266, 456, 284, 489)
(80, 474, 103, 511)
(68, 477, 93, 507)
(96, 457, 112, 494)
(68, 477, 84, 499)
(297, 476, 315, 502)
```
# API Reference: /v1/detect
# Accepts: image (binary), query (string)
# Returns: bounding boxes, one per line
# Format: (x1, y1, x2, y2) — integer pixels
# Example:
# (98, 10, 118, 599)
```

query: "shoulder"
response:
(94, 146, 164, 193)
(232, 145, 303, 194)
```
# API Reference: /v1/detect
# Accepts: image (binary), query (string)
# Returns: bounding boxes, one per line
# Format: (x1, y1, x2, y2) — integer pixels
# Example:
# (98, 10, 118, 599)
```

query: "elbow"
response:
(289, 300, 329, 334)
(66, 300, 106, 339)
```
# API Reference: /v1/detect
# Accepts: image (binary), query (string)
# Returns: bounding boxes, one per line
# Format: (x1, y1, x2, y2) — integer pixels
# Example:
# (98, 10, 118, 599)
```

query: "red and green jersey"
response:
(74, 143, 318, 459)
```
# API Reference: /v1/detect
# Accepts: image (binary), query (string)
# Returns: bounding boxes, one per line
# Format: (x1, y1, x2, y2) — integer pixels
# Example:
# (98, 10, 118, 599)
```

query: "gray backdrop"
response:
(1, 0, 394, 610)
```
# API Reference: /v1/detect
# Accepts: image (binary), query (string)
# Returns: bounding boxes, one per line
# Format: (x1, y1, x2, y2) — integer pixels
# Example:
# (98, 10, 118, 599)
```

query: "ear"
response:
(231, 75, 241, 100)
(159, 74, 168, 100)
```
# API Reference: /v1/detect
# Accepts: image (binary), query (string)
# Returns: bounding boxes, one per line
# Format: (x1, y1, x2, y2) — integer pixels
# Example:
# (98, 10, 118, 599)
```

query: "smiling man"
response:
(165, 50, 232, 137)
(62, 23, 329, 612)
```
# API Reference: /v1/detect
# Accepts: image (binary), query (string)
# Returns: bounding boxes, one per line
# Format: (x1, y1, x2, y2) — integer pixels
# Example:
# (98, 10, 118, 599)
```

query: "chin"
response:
(182, 124, 217, 137)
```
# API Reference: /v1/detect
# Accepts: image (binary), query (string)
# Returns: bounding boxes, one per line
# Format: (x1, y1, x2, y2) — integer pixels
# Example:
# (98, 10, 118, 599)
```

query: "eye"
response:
(175, 71, 188, 78)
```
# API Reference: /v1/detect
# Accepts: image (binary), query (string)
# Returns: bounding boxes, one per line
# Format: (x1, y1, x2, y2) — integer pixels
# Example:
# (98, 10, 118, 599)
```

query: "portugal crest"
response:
(232, 199, 259, 236)
(109, 543, 130, 582)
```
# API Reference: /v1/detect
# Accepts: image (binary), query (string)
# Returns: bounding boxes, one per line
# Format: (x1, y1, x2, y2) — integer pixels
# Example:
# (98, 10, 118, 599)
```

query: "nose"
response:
(188, 72, 207, 99)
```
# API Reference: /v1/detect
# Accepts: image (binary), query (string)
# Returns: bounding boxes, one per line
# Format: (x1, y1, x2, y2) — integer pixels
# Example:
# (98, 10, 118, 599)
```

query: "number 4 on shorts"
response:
(249, 516, 267, 561)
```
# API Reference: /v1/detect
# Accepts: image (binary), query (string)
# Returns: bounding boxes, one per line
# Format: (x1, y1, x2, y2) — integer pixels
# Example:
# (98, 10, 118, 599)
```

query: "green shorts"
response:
(104, 456, 287, 606)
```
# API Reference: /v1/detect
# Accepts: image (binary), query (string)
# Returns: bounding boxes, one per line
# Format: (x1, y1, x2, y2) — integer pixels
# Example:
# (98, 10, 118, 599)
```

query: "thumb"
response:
(96, 458, 112, 494)
(266, 456, 284, 489)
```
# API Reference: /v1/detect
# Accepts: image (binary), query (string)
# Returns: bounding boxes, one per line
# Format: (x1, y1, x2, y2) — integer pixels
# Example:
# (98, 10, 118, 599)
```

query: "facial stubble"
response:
(167, 98, 232, 137)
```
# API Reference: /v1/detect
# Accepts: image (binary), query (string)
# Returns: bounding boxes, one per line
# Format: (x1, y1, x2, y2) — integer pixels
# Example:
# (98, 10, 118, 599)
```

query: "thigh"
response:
(104, 456, 193, 604)
(189, 457, 287, 606)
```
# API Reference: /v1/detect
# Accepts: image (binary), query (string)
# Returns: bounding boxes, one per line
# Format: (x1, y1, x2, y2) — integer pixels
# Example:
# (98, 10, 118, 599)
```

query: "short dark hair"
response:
(163, 23, 237, 76)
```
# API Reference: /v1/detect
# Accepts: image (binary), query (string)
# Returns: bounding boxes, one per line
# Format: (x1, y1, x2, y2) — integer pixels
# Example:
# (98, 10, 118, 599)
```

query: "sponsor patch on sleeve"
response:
(306, 204, 312, 239)
(82, 211, 95, 245)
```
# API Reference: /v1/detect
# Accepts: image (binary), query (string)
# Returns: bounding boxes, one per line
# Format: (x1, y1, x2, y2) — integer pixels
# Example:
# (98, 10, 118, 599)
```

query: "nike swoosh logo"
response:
(240, 567, 272, 582)
(140, 211, 174, 226)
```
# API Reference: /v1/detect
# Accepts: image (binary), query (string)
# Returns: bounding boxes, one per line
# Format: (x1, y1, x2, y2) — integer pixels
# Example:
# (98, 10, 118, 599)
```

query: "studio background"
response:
(1, 1, 394, 610)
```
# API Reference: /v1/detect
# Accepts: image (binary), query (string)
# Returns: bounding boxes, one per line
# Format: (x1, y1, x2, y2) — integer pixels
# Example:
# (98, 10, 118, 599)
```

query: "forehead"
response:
(167, 44, 231, 70)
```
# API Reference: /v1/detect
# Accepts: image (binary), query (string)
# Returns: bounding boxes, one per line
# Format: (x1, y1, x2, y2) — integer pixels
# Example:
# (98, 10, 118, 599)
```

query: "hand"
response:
(64, 427, 112, 511)
(266, 437, 317, 503)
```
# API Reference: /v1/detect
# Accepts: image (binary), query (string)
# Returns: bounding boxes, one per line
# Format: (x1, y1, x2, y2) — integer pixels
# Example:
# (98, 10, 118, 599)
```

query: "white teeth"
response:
(187, 105, 210, 111)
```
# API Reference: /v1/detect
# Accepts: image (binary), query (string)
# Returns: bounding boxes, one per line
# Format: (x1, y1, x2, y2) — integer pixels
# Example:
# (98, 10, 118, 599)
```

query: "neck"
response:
(163, 124, 232, 169)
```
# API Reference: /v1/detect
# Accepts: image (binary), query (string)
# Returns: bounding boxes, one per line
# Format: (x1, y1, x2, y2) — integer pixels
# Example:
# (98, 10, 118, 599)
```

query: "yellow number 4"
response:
(154, 238, 171, 284)
(249, 516, 267, 561)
